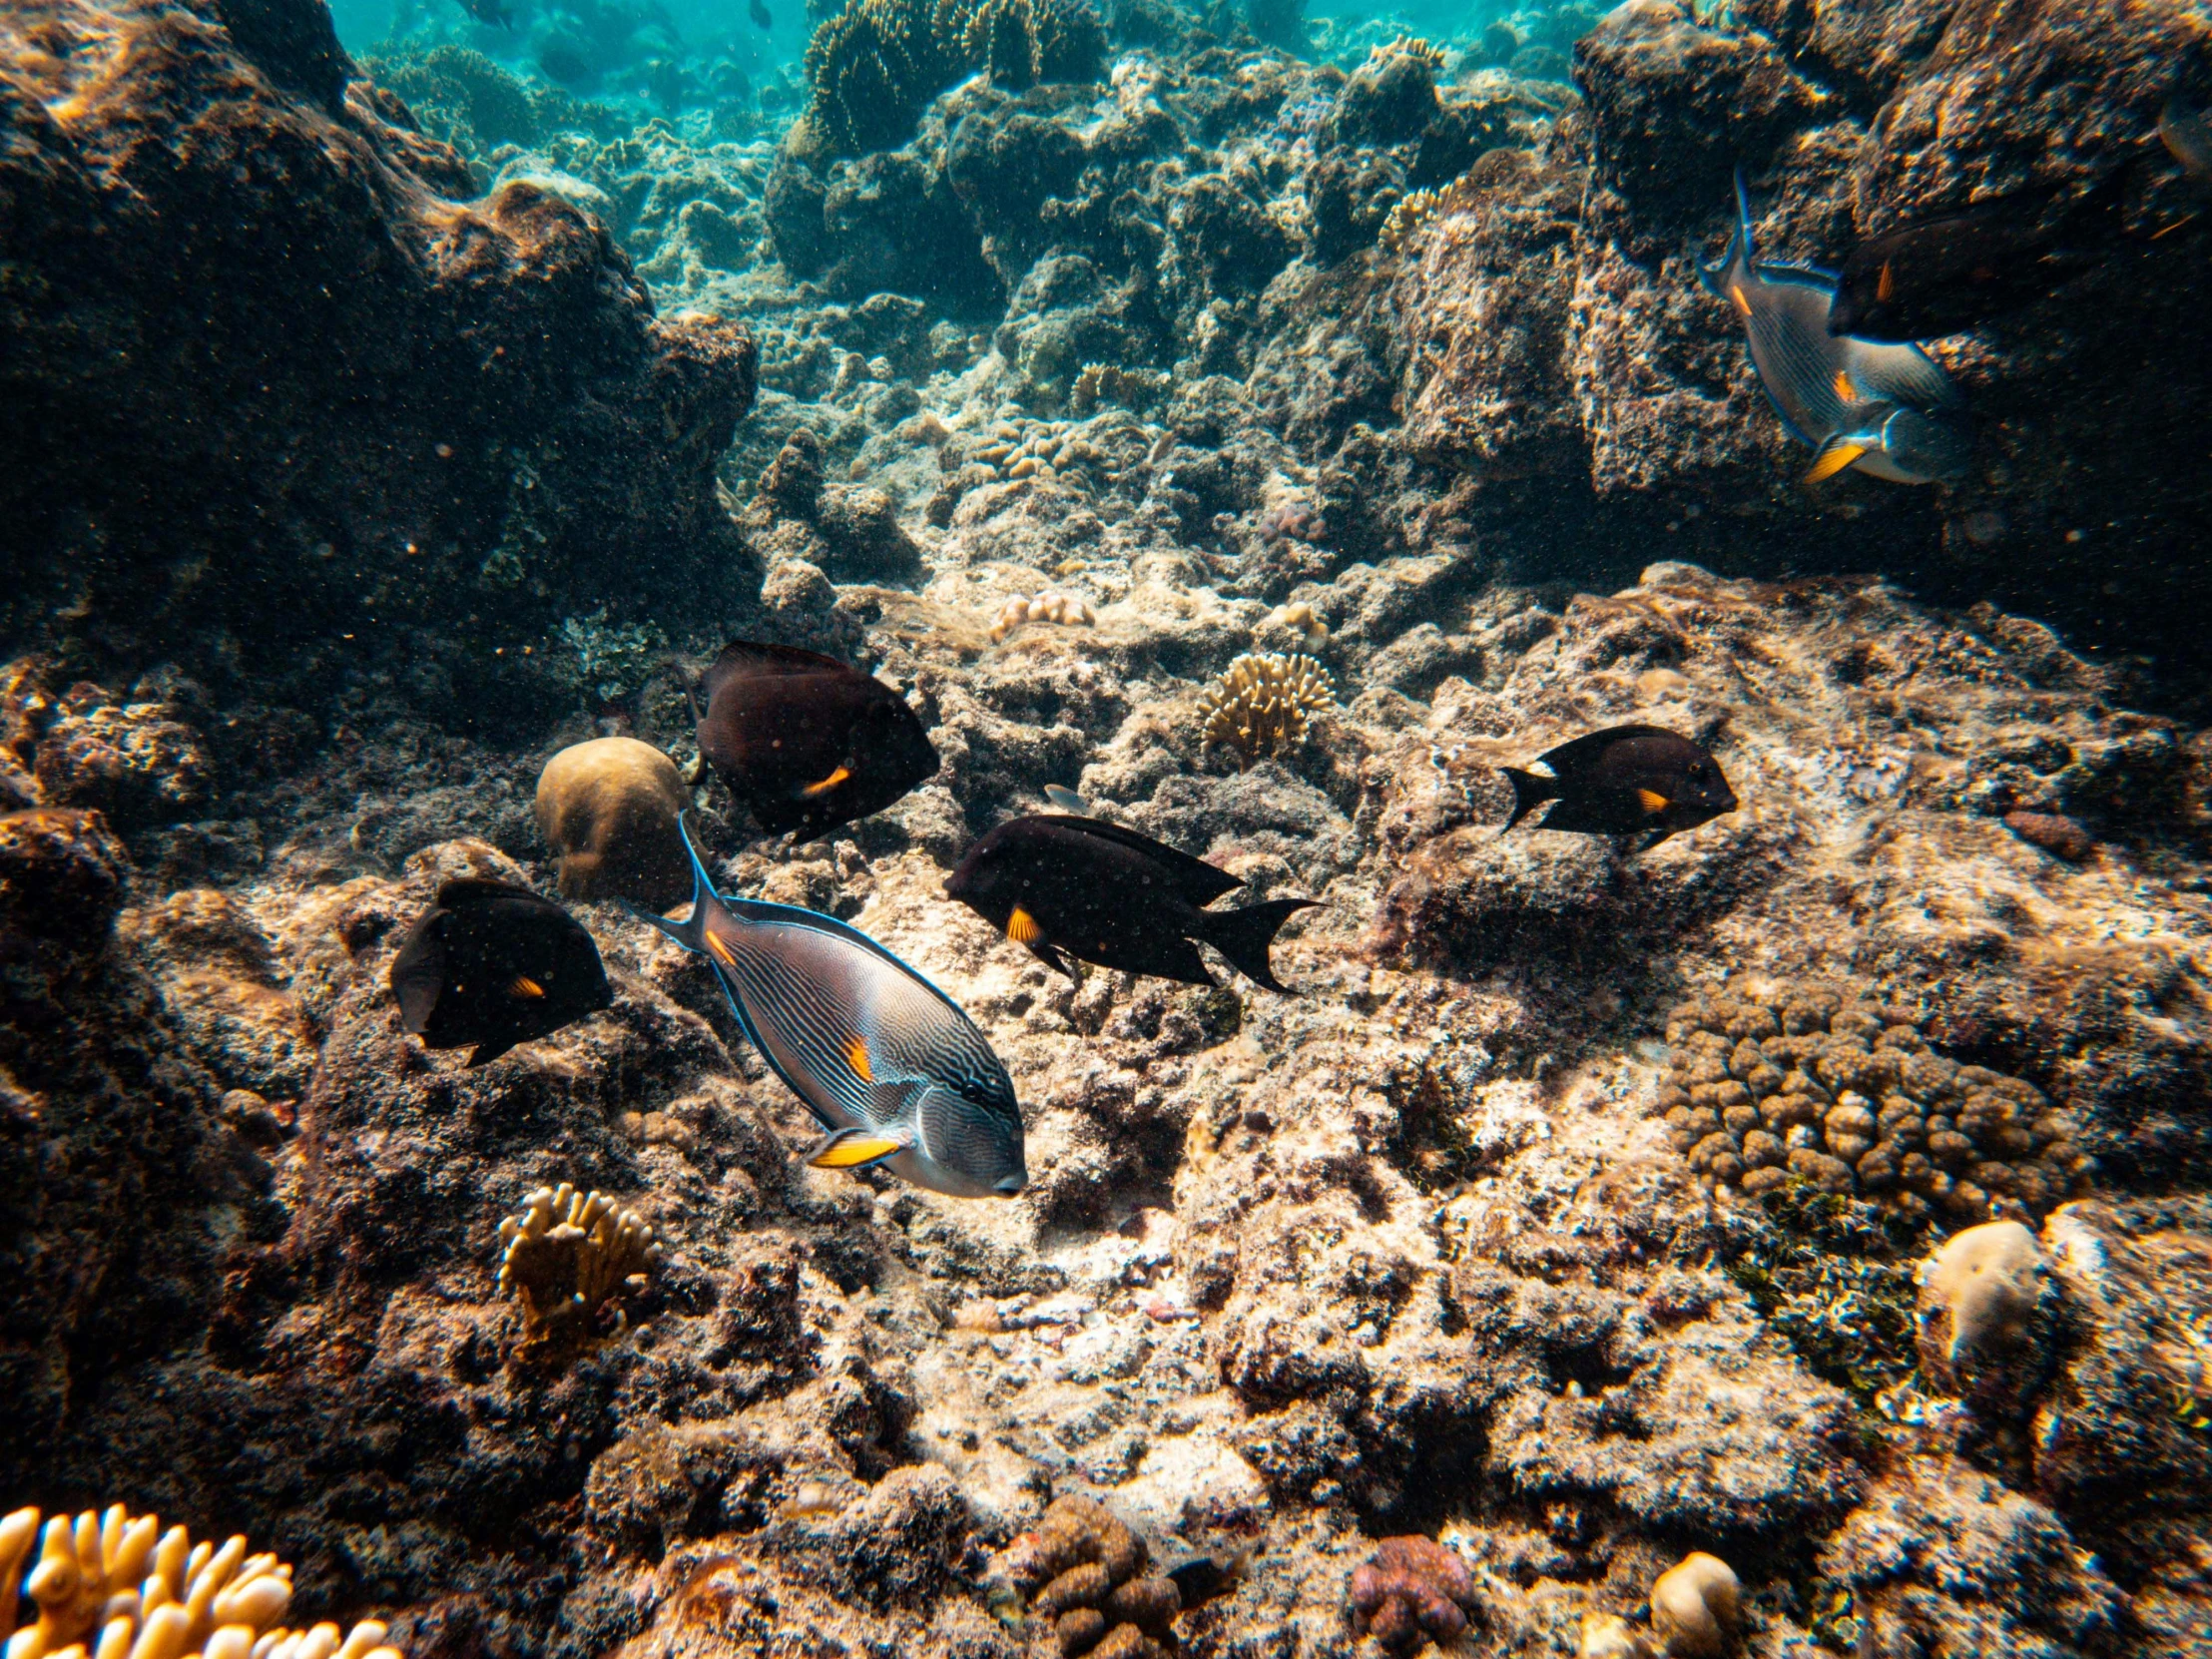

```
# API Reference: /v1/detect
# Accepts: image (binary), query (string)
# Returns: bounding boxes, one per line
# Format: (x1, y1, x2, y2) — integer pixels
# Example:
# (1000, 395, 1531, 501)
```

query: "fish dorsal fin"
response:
(1035, 815, 1246, 906)
(433, 876, 555, 912)
(1536, 724, 1685, 777)
(698, 638, 859, 705)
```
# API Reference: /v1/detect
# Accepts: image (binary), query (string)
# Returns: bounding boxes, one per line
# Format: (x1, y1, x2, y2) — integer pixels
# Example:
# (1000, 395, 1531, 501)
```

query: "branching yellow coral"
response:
(497, 1183, 661, 1360)
(1201, 653, 1335, 764)
(0, 1505, 400, 1659)
(1381, 188, 1441, 252)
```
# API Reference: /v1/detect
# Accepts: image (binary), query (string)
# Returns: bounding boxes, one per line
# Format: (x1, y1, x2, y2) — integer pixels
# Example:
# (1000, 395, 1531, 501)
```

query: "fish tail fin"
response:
(1500, 767, 1557, 830)
(1734, 166, 1755, 265)
(1198, 898, 1317, 994)
(626, 814, 717, 954)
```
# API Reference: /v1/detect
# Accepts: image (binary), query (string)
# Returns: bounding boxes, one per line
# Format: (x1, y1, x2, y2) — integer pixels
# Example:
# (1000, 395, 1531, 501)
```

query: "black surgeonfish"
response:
(691, 640, 938, 841)
(1829, 198, 2100, 341)
(1501, 725, 1738, 849)
(2162, 99, 2212, 187)
(944, 815, 1316, 991)
(750, 0, 773, 29)
(390, 879, 613, 1066)
(1699, 172, 1970, 485)
(634, 819, 1026, 1198)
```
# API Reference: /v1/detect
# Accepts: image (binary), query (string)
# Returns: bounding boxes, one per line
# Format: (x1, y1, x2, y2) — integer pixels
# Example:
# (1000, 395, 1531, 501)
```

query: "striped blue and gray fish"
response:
(632, 819, 1027, 1198)
(1700, 172, 1970, 486)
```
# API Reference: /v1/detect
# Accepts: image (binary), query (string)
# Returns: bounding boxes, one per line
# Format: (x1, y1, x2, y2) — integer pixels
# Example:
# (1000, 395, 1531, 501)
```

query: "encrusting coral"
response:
(0, 1505, 401, 1659)
(497, 1184, 662, 1362)
(987, 1494, 1180, 1658)
(1200, 653, 1334, 765)
(1348, 1535, 1479, 1653)
(989, 592, 1095, 644)
(1648, 1551, 1738, 1658)
(1656, 982, 2091, 1225)
(534, 737, 692, 907)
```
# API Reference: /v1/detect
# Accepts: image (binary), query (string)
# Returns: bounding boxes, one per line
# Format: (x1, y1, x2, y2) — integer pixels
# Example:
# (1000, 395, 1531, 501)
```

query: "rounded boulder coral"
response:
(534, 737, 691, 907)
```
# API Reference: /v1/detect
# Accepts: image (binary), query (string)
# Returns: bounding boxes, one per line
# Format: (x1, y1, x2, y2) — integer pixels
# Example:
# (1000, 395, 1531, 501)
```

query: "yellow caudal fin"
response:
(509, 975, 546, 998)
(844, 1034, 874, 1083)
(809, 1131, 906, 1169)
(1006, 905, 1042, 945)
(1635, 789, 1671, 814)
(1804, 441, 1868, 485)
(798, 765, 851, 799)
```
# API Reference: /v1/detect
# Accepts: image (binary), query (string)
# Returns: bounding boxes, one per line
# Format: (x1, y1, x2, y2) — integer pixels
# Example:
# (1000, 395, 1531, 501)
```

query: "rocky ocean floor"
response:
(4, 0, 2212, 1655)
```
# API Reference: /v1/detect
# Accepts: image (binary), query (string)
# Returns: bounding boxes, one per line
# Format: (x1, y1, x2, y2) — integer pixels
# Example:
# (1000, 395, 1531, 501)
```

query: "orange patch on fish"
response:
(799, 765, 851, 799)
(1833, 368, 1857, 402)
(1729, 282, 1752, 317)
(1006, 906, 1042, 945)
(509, 975, 545, 999)
(705, 929, 739, 970)
(1635, 789, 1670, 814)
(1876, 261, 1895, 303)
(845, 1034, 873, 1083)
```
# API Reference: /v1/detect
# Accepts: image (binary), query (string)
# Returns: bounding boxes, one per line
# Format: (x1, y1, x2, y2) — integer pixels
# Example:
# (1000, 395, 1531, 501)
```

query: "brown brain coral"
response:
(0, 1505, 401, 1659)
(1348, 1535, 1478, 1653)
(1201, 652, 1334, 764)
(533, 737, 691, 907)
(1655, 982, 2092, 1225)
(497, 1183, 662, 1362)
(989, 1495, 1181, 1658)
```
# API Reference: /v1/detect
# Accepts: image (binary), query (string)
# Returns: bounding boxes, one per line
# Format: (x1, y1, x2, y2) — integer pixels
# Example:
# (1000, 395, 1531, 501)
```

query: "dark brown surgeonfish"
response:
(691, 640, 938, 840)
(1827, 203, 2094, 341)
(390, 879, 613, 1066)
(944, 815, 1315, 990)
(1501, 725, 1737, 850)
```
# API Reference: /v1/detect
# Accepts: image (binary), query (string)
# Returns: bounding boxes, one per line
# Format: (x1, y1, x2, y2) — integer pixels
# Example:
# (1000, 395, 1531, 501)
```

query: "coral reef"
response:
(535, 738, 692, 905)
(0, 1505, 400, 1659)
(0, 0, 761, 719)
(801, 0, 1104, 156)
(1347, 1535, 1478, 1653)
(496, 1182, 663, 1362)
(1199, 653, 1334, 765)
(1916, 1219, 2056, 1412)
(1656, 981, 2092, 1224)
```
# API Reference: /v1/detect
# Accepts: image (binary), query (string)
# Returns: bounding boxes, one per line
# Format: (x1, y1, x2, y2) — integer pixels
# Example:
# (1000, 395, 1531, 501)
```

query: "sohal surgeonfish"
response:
(691, 640, 937, 841)
(1502, 725, 1738, 850)
(1828, 200, 2094, 342)
(390, 879, 613, 1066)
(634, 819, 1026, 1198)
(1700, 172, 1970, 485)
(944, 816, 1316, 991)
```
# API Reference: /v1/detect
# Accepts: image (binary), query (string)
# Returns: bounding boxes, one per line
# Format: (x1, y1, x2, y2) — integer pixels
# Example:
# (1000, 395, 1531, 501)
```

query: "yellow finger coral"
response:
(1201, 652, 1335, 764)
(0, 1505, 400, 1659)
(497, 1182, 662, 1361)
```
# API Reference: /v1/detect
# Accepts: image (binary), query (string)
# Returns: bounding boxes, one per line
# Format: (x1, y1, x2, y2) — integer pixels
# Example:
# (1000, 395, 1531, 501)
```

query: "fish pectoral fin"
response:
(796, 765, 852, 799)
(1804, 439, 1869, 485)
(806, 1127, 911, 1170)
(1029, 938, 1079, 981)
(1635, 789, 1671, 814)
(1005, 904, 1044, 946)
(509, 975, 546, 999)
